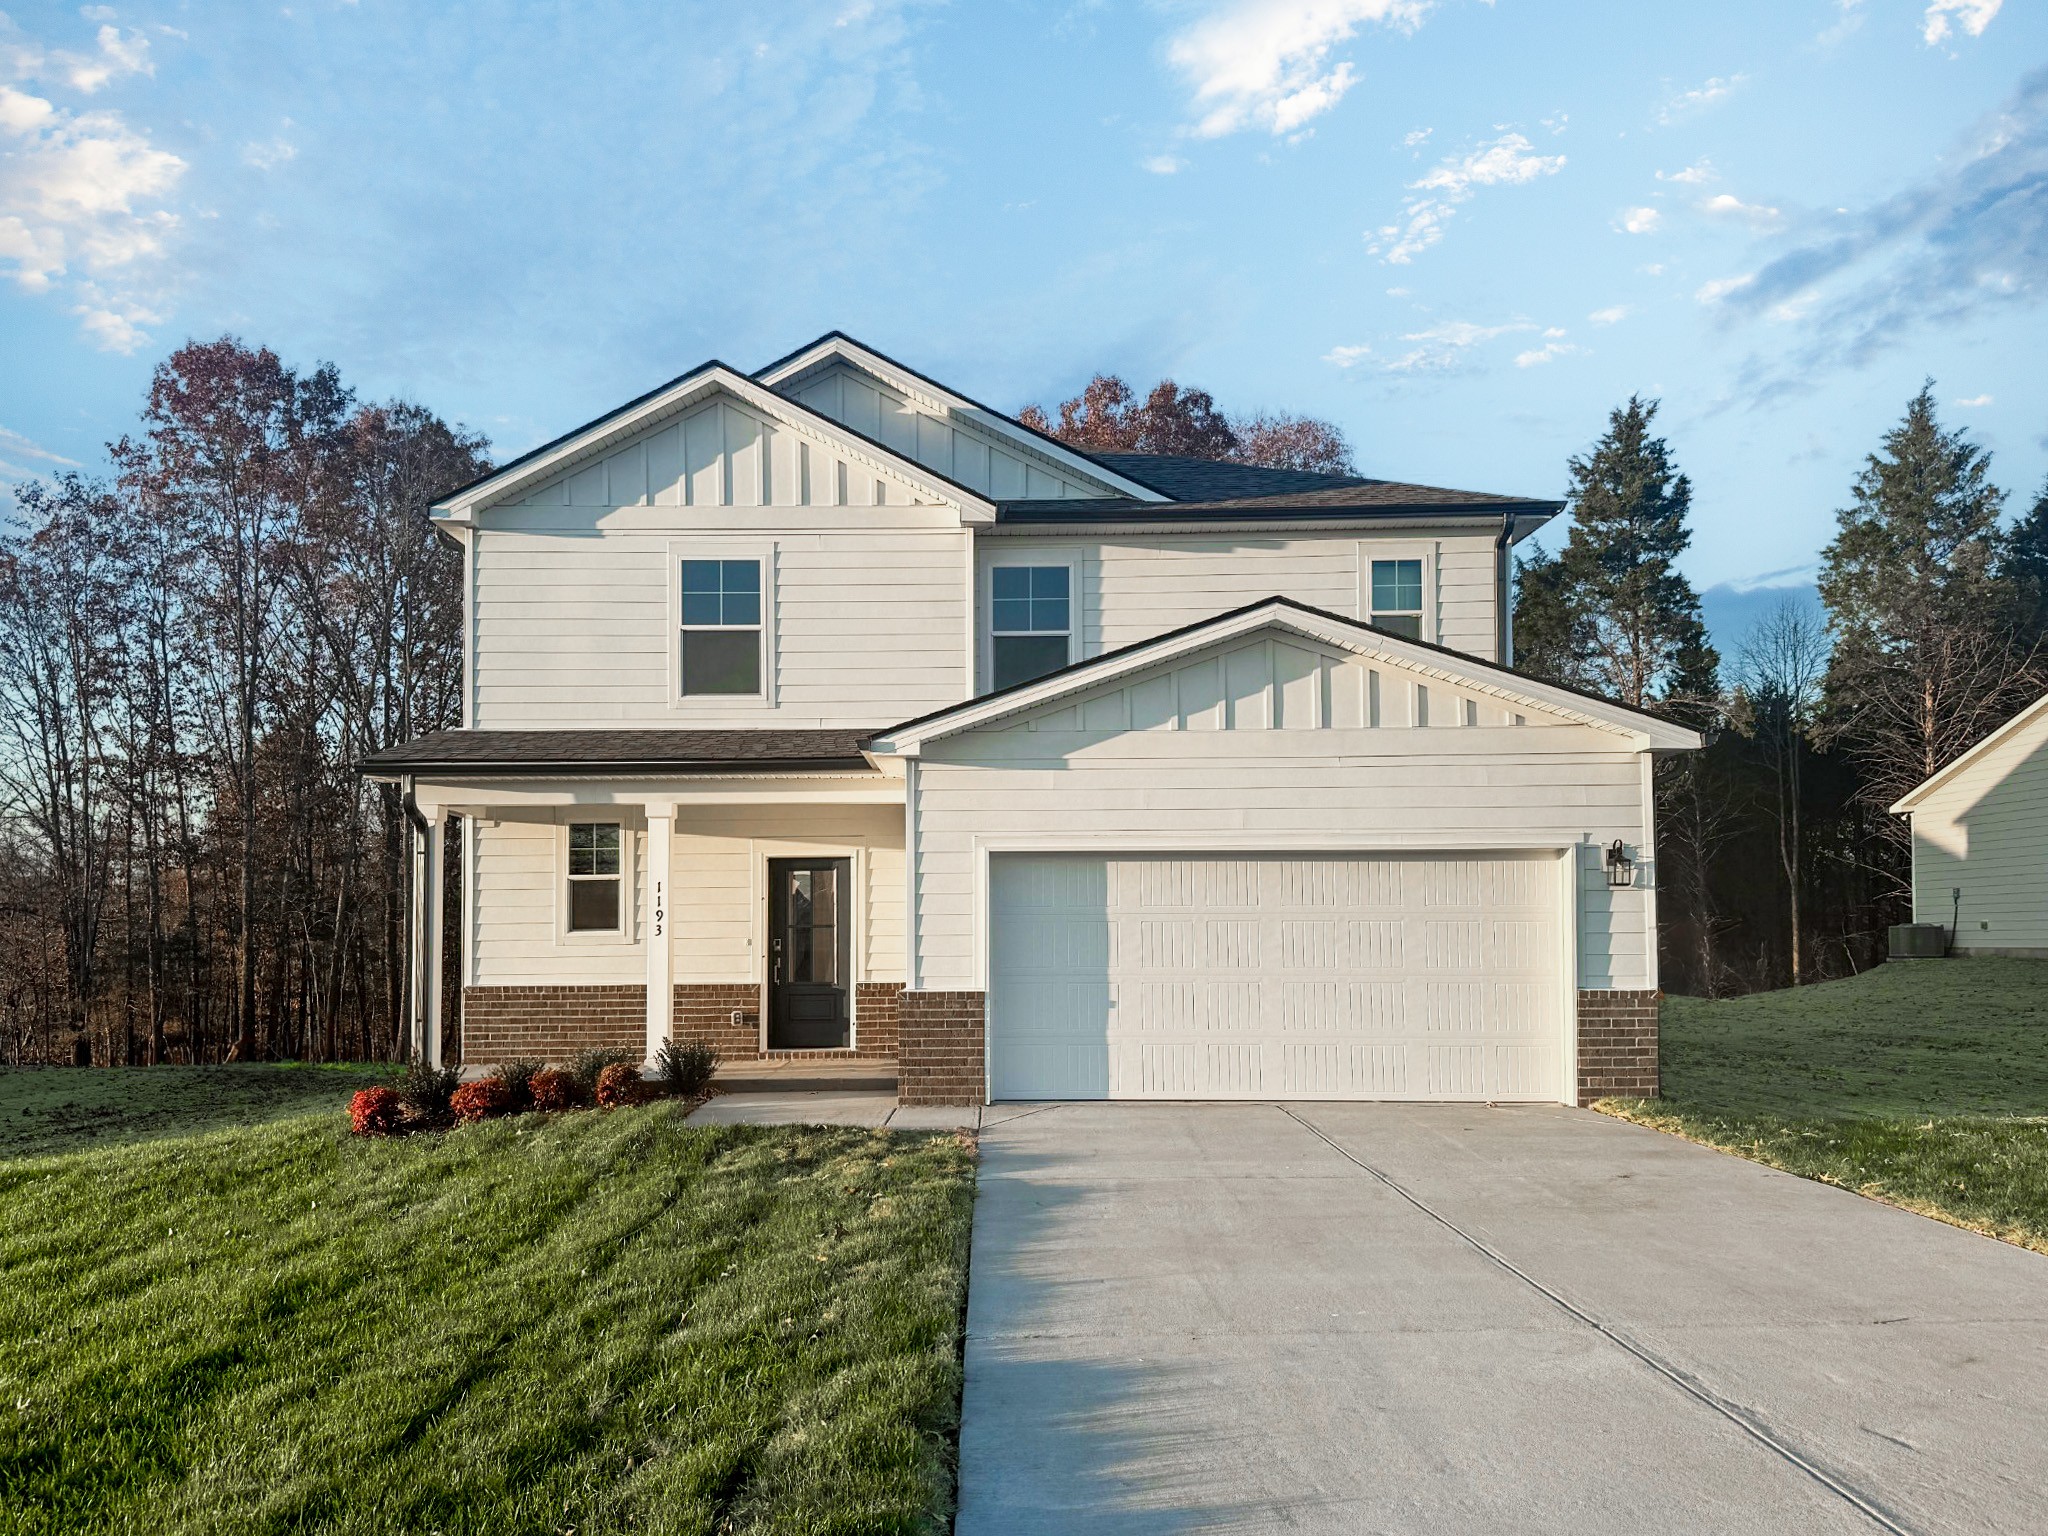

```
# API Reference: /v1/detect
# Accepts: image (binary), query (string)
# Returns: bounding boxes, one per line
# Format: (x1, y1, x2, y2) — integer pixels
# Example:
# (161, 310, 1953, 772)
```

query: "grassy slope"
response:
(0, 1099, 975, 1536)
(0, 1065, 388, 1160)
(1602, 958, 2048, 1252)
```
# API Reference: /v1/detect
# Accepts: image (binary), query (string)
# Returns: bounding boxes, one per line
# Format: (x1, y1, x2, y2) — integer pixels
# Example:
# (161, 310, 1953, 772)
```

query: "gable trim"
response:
(753, 332, 1171, 503)
(863, 596, 1703, 755)
(1890, 690, 2048, 814)
(432, 362, 1003, 524)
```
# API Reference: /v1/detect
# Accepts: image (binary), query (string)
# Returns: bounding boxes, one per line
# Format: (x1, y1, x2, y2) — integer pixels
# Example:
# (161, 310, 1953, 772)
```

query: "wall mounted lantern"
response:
(1604, 840, 1636, 889)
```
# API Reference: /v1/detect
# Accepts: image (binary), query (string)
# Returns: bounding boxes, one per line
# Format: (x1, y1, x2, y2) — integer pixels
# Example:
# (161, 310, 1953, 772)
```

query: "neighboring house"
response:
(361, 333, 1700, 1107)
(1891, 690, 2048, 957)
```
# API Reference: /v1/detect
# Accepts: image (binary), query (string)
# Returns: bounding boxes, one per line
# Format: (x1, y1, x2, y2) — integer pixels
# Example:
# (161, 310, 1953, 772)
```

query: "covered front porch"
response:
(369, 729, 910, 1077)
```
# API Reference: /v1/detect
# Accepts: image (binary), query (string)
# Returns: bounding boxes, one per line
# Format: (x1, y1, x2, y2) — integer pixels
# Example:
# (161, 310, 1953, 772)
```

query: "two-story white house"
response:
(363, 333, 1698, 1107)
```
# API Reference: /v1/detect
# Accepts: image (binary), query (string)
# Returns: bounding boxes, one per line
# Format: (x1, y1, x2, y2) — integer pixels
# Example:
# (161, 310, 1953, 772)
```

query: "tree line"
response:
(0, 340, 484, 1065)
(4, 353, 2042, 1066)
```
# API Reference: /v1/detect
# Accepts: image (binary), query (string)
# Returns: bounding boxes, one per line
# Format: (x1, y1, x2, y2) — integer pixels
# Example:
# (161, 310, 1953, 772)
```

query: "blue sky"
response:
(2, 0, 2042, 649)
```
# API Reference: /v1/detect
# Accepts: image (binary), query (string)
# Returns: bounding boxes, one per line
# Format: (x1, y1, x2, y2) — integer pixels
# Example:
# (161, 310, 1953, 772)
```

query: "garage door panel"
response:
(990, 852, 1565, 1103)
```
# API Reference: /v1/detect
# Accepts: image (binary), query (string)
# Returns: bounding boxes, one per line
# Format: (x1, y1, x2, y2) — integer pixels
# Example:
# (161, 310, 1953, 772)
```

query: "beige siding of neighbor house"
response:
(977, 532, 1503, 691)
(909, 633, 1654, 993)
(468, 804, 905, 989)
(1910, 705, 2048, 954)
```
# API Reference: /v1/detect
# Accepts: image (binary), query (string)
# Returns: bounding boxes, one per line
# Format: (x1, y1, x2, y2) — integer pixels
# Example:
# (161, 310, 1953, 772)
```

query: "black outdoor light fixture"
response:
(1604, 840, 1636, 889)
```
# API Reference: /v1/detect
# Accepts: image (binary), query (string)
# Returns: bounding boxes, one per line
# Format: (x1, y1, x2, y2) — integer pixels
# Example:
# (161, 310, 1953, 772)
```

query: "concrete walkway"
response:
(684, 1090, 978, 1130)
(959, 1102, 2048, 1535)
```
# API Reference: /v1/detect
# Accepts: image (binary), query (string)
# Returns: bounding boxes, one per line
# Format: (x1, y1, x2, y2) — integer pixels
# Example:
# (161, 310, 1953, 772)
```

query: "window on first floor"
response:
(681, 558, 762, 695)
(1369, 558, 1425, 641)
(991, 564, 1072, 690)
(567, 821, 622, 933)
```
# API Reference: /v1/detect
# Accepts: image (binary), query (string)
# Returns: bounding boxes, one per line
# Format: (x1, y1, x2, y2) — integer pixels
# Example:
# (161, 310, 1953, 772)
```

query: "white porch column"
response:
(645, 805, 675, 1063)
(417, 808, 448, 1068)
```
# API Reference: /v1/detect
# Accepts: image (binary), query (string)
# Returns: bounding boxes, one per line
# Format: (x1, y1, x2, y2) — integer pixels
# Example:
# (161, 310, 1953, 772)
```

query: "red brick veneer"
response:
(1576, 989, 1660, 1105)
(672, 983, 760, 1058)
(460, 985, 645, 1065)
(854, 982, 903, 1059)
(898, 990, 986, 1106)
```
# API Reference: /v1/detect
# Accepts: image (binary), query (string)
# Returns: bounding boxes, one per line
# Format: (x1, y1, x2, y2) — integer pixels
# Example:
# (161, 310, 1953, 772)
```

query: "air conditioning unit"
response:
(1889, 923, 1948, 960)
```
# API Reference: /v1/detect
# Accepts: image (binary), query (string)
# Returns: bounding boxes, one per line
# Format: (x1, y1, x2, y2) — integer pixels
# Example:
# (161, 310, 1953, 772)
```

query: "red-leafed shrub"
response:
(349, 1086, 405, 1137)
(594, 1061, 644, 1108)
(528, 1068, 582, 1113)
(450, 1077, 514, 1123)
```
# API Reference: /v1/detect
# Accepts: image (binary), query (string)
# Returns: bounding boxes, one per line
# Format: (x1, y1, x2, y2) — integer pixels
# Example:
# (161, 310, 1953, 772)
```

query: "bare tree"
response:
(1736, 601, 1828, 983)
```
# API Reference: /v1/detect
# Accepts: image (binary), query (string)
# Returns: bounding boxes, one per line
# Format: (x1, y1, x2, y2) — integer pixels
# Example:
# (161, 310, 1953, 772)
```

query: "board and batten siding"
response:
(468, 806, 905, 988)
(908, 632, 1653, 994)
(978, 532, 1503, 692)
(470, 521, 969, 728)
(1910, 704, 2048, 953)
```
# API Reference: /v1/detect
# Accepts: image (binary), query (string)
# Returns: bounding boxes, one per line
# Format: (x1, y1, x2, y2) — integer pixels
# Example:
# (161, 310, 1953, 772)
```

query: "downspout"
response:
(1495, 512, 1516, 666)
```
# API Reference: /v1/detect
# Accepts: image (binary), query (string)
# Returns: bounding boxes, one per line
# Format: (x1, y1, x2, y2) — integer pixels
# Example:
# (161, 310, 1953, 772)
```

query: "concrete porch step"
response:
(714, 1057, 899, 1095)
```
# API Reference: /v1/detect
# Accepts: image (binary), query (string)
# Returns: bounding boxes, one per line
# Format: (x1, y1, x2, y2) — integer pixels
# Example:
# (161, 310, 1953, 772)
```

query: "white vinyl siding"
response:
(977, 532, 1503, 689)
(989, 851, 1565, 1101)
(468, 804, 904, 988)
(1909, 704, 2048, 954)
(471, 524, 968, 728)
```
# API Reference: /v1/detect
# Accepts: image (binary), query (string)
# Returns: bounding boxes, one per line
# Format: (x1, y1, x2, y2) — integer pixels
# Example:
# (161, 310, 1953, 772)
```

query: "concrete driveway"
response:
(958, 1103, 2048, 1535)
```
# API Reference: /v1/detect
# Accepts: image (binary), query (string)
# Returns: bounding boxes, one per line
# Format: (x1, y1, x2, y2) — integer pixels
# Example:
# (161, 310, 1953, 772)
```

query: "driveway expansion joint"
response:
(1277, 1104, 1921, 1536)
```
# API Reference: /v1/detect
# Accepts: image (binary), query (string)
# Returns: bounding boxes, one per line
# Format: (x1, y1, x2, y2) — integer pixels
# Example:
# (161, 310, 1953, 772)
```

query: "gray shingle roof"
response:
(357, 729, 876, 776)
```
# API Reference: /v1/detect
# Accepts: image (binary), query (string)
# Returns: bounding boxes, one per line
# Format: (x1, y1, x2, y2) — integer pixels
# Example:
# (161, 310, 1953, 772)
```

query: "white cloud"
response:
(1141, 153, 1184, 175)
(1588, 304, 1630, 325)
(1701, 191, 1782, 227)
(1618, 206, 1660, 234)
(1384, 318, 1534, 372)
(1923, 0, 2001, 46)
(0, 80, 183, 350)
(244, 125, 298, 171)
(1515, 339, 1580, 367)
(1657, 159, 1714, 184)
(1641, 262, 1666, 275)
(1697, 273, 1756, 303)
(1166, 0, 1431, 140)
(1323, 342, 1373, 367)
(1368, 131, 1564, 262)
(1954, 393, 1994, 407)
(1, 18, 155, 95)
(1658, 74, 1745, 125)
(0, 423, 80, 468)
(1402, 126, 1431, 147)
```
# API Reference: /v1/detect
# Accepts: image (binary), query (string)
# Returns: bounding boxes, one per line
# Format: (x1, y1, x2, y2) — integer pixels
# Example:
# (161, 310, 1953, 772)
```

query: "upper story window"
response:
(1369, 558, 1424, 641)
(567, 822, 623, 933)
(681, 559, 762, 695)
(992, 565, 1072, 690)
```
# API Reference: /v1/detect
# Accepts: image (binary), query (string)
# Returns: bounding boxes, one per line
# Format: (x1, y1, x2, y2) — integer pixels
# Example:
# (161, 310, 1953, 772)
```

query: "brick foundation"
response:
(460, 985, 646, 1066)
(671, 980, 903, 1060)
(898, 990, 986, 1105)
(1576, 989, 1660, 1105)
(854, 981, 903, 1059)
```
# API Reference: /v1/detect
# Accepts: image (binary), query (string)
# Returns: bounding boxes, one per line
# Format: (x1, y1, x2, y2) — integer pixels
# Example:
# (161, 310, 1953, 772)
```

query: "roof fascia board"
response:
(867, 600, 1699, 754)
(984, 512, 1551, 537)
(754, 333, 1170, 503)
(433, 363, 1000, 525)
(1890, 692, 2048, 813)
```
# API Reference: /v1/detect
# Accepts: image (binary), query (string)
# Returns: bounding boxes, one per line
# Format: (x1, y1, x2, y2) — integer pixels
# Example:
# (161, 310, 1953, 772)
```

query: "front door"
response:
(768, 857, 852, 1049)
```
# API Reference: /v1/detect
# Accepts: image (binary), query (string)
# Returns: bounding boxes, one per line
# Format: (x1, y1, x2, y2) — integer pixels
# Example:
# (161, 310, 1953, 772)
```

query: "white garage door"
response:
(988, 852, 1565, 1102)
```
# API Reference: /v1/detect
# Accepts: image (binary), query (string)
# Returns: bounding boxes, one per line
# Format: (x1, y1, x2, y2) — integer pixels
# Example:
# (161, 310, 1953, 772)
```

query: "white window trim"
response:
(554, 812, 640, 946)
(982, 547, 1082, 694)
(1360, 540, 1437, 646)
(668, 538, 777, 709)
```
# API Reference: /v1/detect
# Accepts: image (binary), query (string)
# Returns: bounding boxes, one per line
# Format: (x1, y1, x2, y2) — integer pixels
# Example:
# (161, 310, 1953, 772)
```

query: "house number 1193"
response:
(653, 879, 665, 939)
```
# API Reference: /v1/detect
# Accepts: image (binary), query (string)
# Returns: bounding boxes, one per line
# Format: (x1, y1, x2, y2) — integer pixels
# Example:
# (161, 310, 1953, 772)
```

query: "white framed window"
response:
(1362, 543, 1435, 643)
(669, 541, 775, 707)
(989, 561, 1076, 691)
(565, 821, 624, 934)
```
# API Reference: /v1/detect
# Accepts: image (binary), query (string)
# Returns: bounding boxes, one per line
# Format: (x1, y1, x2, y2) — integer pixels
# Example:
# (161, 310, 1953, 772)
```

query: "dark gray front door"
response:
(768, 858, 852, 1049)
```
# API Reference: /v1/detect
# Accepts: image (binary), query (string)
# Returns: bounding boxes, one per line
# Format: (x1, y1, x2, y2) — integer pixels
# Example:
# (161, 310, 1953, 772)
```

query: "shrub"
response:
(594, 1061, 645, 1108)
(396, 1060, 461, 1119)
(450, 1077, 514, 1123)
(487, 1058, 545, 1110)
(652, 1039, 719, 1098)
(528, 1068, 583, 1113)
(567, 1046, 637, 1094)
(348, 1086, 405, 1137)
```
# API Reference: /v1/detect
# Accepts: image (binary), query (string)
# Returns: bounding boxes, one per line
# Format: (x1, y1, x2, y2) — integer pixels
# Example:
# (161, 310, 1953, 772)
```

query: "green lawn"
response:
(1600, 958, 2048, 1252)
(0, 1077, 976, 1535)
(0, 1064, 389, 1160)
